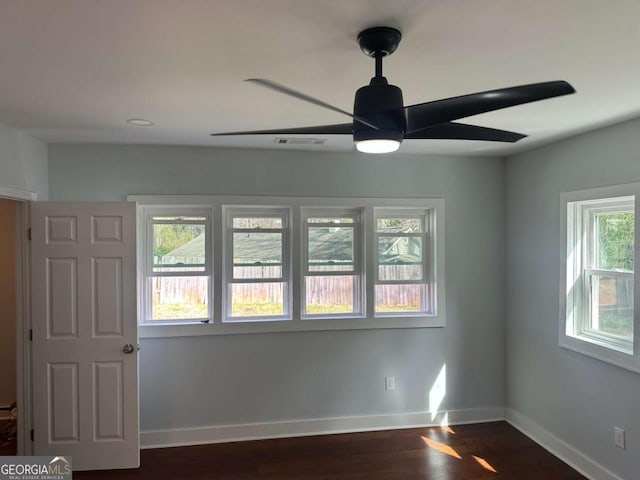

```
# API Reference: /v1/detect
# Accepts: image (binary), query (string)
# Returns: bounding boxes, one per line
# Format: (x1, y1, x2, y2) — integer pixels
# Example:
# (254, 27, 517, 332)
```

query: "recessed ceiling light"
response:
(126, 118, 154, 126)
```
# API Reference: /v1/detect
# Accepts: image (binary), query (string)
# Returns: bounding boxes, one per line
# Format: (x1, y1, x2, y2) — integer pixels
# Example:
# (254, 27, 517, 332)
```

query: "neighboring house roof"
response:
(161, 227, 421, 265)
(162, 233, 205, 260)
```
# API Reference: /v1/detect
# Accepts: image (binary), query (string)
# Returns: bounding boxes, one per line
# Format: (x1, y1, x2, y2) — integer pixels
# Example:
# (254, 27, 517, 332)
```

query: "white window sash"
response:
(223, 206, 291, 321)
(374, 211, 428, 285)
(301, 207, 364, 318)
(141, 206, 213, 325)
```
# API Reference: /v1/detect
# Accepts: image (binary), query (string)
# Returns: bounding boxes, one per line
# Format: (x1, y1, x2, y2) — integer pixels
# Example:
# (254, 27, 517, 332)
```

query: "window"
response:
(141, 209, 211, 325)
(302, 208, 364, 318)
(133, 195, 445, 337)
(374, 209, 434, 316)
(224, 207, 291, 322)
(562, 185, 640, 373)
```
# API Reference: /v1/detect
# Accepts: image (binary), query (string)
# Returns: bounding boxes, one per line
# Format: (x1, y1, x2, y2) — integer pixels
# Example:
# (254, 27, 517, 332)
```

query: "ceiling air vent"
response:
(274, 137, 327, 145)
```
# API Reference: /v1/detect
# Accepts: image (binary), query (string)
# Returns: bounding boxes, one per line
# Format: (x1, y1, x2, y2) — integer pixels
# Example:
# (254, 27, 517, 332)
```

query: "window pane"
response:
(233, 217, 282, 229)
(305, 276, 355, 315)
(591, 274, 634, 338)
(233, 232, 282, 278)
(375, 284, 424, 313)
(596, 212, 634, 271)
(234, 265, 282, 279)
(377, 218, 422, 233)
(151, 276, 208, 320)
(308, 226, 354, 272)
(153, 223, 205, 272)
(229, 282, 284, 317)
(378, 236, 422, 280)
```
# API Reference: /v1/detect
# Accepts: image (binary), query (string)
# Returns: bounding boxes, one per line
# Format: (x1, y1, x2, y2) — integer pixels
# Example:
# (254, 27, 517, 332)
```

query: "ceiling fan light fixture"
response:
(356, 138, 400, 154)
(212, 26, 576, 151)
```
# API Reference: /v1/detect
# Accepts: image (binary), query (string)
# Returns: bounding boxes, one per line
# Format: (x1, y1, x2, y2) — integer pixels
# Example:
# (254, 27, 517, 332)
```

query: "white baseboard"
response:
(141, 406, 505, 449)
(506, 408, 624, 480)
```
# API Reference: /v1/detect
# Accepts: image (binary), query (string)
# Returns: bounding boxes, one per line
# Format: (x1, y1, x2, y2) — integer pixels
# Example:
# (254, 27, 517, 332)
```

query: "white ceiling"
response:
(1, 0, 640, 157)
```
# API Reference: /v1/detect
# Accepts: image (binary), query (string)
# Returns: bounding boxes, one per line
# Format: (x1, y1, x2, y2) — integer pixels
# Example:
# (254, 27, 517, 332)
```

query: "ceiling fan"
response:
(212, 26, 575, 153)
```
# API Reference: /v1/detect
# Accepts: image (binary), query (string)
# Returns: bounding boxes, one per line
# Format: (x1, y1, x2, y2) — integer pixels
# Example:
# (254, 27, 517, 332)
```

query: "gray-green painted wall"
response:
(506, 117, 640, 480)
(48, 145, 506, 432)
(0, 122, 48, 199)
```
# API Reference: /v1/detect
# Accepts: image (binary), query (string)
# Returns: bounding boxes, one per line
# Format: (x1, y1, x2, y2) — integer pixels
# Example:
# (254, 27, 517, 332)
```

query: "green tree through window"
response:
(598, 213, 634, 271)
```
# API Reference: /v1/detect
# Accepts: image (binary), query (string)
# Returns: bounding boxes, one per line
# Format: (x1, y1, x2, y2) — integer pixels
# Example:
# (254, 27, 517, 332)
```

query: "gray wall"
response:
(506, 118, 640, 480)
(49, 144, 505, 431)
(0, 122, 48, 199)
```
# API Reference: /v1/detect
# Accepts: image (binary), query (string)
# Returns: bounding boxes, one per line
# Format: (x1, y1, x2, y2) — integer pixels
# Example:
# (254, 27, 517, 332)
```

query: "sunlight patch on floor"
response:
(421, 436, 462, 460)
(472, 455, 498, 473)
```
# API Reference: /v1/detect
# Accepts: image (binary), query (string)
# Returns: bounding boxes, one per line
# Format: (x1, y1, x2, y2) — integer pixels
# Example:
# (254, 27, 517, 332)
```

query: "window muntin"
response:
(224, 209, 290, 322)
(374, 210, 430, 315)
(143, 211, 212, 324)
(301, 209, 363, 318)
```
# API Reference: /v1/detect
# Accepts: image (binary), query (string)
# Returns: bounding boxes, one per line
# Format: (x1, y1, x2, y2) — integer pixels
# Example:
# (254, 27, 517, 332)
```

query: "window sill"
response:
(559, 334, 640, 374)
(139, 315, 445, 338)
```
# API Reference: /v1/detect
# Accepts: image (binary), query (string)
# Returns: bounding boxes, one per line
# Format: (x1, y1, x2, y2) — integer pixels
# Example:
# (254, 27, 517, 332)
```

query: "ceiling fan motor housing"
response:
(353, 81, 405, 143)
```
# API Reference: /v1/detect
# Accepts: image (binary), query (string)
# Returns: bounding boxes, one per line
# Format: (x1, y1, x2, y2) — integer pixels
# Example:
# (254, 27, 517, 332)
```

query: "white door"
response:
(31, 202, 139, 470)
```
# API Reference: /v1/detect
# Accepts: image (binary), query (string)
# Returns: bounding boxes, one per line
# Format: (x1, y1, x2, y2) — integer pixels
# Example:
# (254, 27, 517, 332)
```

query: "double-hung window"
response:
(302, 208, 364, 318)
(133, 195, 445, 335)
(562, 186, 640, 372)
(224, 207, 291, 321)
(374, 209, 433, 316)
(142, 209, 211, 324)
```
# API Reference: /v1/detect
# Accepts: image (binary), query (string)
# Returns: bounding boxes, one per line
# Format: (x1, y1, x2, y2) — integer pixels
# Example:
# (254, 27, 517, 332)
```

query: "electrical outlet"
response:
(614, 427, 625, 449)
(385, 376, 395, 391)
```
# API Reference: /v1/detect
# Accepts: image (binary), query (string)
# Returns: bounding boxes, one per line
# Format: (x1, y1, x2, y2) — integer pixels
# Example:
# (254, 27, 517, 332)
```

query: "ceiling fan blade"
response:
(404, 122, 526, 142)
(246, 79, 379, 130)
(210, 123, 352, 136)
(404, 81, 575, 134)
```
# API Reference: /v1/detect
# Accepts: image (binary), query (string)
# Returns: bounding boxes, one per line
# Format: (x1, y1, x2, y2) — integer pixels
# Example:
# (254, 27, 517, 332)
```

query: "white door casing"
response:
(31, 202, 139, 470)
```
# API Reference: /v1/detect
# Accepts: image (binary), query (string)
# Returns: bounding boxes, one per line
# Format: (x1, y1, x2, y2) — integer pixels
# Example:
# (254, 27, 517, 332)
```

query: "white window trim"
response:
(301, 207, 365, 320)
(560, 184, 640, 374)
(374, 207, 434, 318)
(130, 195, 445, 338)
(223, 206, 292, 322)
(138, 206, 213, 326)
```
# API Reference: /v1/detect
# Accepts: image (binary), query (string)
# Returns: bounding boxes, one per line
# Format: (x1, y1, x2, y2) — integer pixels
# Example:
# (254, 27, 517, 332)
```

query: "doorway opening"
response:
(0, 198, 18, 455)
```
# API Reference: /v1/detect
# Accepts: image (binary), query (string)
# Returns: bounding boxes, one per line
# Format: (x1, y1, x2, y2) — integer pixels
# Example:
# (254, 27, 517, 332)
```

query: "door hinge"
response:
(30, 429, 34, 442)
(29, 329, 33, 341)
(28, 228, 32, 240)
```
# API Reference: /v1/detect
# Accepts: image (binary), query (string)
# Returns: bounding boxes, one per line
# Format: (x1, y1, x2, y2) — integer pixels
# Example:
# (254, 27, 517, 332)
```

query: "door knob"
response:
(123, 343, 135, 354)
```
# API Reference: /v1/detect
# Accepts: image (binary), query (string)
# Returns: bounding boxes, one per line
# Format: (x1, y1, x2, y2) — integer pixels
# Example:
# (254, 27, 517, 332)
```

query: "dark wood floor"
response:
(75, 421, 586, 479)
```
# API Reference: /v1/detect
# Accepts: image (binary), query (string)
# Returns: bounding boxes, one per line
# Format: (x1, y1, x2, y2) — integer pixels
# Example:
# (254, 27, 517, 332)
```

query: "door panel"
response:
(47, 258, 78, 338)
(48, 363, 79, 442)
(32, 202, 138, 470)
